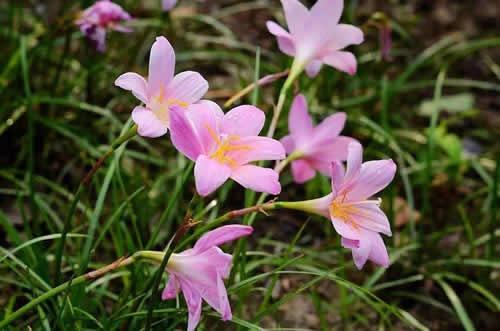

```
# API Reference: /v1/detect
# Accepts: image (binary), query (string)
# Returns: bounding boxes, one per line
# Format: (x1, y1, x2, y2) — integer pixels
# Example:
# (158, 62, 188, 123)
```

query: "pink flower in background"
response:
(76, 0, 132, 52)
(162, 0, 177, 11)
(281, 94, 357, 183)
(169, 102, 286, 196)
(163, 225, 253, 331)
(289, 142, 396, 269)
(267, 0, 364, 77)
(115, 36, 208, 138)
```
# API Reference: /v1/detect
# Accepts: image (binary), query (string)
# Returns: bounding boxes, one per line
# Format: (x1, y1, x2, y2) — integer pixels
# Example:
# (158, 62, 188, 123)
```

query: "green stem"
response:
(274, 150, 304, 174)
(266, 60, 304, 138)
(0, 252, 154, 329)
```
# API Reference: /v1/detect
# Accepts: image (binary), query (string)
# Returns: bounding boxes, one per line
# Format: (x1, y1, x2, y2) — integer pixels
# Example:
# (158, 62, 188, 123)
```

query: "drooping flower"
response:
(76, 0, 132, 52)
(280, 94, 357, 183)
(267, 0, 364, 77)
(280, 142, 396, 269)
(169, 102, 286, 196)
(162, 0, 177, 11)
(162, 225, 253, 331)
(115, 36, 208, 138)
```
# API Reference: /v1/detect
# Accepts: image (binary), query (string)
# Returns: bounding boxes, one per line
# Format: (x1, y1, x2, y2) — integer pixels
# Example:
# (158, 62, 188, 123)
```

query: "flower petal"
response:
(330, 161, 345, 196)
(281, 0, 309, 36)
(266, 21, 296, 56)
(329, 24, 364, 50)
(194, 155, 231, 196)
(341, 237, 359, 249)
(162, 0, 177, 11)
(310, 0, 343, 25)
(167, 71, 209, 104)
(343, 229, 389, 269)
(230, 165, 281, 195)
(221, 105, 265, 137)
(291, 159, 316, 183)
(131, 106, 168, 138)
(308, 136, 357, 163)
(307, 158, 331, 176)
(148, 36, 175, 95)
(304, 0, 344, 54)
(194, 225, 254, 253)
(228, 136, 286, 165)
(368, 232, 390, 268)
(342, 233, 367, 270)
(216, 271, 232, 321)
(305, 59, 323, 77)
(280, 135, 295, 154)
(115, 72, 149, 104)
(175, 248, 233, 320)
(342, 141, 363, 188)
(349, 202, 392, 236)
(311, 112, 346, 145)
(170, 107, 203, 160)
(179, 279, 203, 331)
(347, 159, 397, 201)
(330, 216, 361, 241)
(186, 101, 223, 154)
(322, 51, 357, 76)
(288, 94, 313, 143)
(162, 274, 179, 300)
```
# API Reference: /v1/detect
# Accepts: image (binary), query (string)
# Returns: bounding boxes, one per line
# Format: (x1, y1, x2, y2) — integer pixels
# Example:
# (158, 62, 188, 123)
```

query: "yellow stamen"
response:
(329, 195, 381, 229)
(204, 123, 253, 167)
(149, 87, 188, 124)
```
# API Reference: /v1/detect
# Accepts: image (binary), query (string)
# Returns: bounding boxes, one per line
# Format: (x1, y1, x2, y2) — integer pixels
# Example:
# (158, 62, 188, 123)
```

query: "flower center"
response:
(149, 87, 188, 125)
(205, 125, 252, 167)
(329, 195, 382, 230)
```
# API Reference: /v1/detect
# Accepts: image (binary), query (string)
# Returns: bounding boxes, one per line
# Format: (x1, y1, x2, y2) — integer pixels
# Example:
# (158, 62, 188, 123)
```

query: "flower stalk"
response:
(266, 60, 304, 138)
(274, 150, 304, 174)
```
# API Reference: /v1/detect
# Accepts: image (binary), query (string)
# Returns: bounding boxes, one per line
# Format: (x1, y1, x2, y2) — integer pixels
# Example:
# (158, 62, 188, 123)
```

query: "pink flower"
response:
(267, 0, 364, 77)
(169, 102, 286, 196)
(281, 94, 357, 183)
(115, 36, 208, 138)
(162, 225, 253, 331)
(76, 0, 132, 52)
(162, 0, 177, 11)
(288, 142, 396, 269)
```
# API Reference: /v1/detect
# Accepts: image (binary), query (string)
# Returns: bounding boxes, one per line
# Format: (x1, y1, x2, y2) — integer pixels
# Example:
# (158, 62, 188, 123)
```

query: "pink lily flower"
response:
(286, 142, 396, 269)
(281, 94, 357, 183)
(267, 0, 364, 77)
(76, 0, 132, 52)
(115, 36, 208, 138)
(162, 0, 177, 11)
(169, 102, 286, 196)
(162, 225, 253, 331)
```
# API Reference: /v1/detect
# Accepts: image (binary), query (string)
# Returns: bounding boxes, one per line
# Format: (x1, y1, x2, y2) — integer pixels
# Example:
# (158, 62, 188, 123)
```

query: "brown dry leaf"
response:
(394, 197, 421, 228)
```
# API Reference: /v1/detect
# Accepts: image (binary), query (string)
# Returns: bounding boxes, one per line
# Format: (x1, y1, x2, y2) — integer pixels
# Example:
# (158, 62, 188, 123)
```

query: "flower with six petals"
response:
(76, 0, 132, 52)
(267, 0, 364, 77)
(115, 36, 208, 138)
(284, 142, 396, 269)
(281, 94, 357, 183)
(162, 225, 253, 331)
(169, 102, 286, 196)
